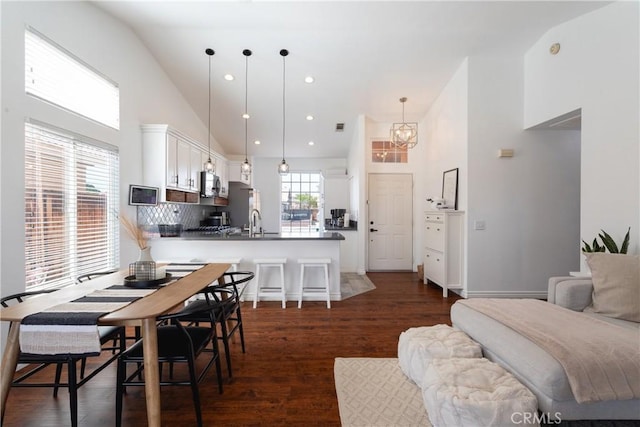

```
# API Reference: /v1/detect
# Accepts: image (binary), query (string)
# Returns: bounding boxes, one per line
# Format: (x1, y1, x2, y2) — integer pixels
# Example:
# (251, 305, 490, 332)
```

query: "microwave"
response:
(200, 171, 221, 198)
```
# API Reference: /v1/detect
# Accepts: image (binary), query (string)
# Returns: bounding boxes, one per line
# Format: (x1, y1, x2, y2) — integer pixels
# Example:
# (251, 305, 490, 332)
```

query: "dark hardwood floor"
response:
(3, 272, 460, 427)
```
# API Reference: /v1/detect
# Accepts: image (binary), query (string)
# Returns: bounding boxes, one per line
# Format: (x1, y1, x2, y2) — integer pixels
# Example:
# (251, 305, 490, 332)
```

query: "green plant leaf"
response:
(581, 239, 592, 252)
(620, 227, 631, 254)
(592, 239, 602, 252)
(599, 230, 619, 253)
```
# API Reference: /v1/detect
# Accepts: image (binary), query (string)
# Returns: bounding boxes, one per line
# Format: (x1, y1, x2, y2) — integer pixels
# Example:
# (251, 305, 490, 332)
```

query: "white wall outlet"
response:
(474, 220, 486, 230)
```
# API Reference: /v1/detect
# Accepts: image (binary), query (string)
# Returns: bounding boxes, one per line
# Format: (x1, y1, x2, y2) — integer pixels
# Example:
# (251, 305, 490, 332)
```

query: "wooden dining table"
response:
(0, 262, 230, 427)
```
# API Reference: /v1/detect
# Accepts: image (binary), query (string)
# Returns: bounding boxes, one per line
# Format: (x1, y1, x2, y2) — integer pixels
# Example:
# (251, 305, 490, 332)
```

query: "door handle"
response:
(370, 228, 378, 232)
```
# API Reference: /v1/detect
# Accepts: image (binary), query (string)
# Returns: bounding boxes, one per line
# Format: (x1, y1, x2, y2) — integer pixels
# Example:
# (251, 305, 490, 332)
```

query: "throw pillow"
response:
(585, 252, 640, 322)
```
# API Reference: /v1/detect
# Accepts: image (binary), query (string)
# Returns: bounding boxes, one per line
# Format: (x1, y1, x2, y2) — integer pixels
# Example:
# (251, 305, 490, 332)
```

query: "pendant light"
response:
(204, 48, 215, 173)
(278, 49, 290, 175)
(390, 97, 418, 149)
(241, 49, 252, 179)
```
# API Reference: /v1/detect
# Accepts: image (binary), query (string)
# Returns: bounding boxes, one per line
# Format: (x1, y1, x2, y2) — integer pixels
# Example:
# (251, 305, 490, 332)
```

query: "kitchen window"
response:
(24, 121, 120, 290)
(25, 27, 120, 129)
(280, 172, 321, 234)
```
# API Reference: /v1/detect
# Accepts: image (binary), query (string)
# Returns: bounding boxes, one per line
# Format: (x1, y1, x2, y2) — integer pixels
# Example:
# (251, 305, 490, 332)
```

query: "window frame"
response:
(25, 26, 120, 130)
(24, 120, 120, 290)
(279, 171, 323, 235)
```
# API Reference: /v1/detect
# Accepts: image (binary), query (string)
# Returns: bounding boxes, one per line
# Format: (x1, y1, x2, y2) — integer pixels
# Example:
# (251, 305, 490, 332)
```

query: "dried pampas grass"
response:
(119, 214, 148, 249)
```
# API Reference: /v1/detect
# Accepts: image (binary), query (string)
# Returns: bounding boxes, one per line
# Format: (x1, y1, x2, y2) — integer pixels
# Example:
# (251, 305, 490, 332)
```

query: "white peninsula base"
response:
(149, 236, 342, 303)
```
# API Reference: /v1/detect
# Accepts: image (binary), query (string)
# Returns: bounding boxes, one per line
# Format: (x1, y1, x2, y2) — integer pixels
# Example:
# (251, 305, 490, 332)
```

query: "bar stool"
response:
(297, 258, 331, 309)
(203, 258, 242, 272)
(253, 258, 287, 309)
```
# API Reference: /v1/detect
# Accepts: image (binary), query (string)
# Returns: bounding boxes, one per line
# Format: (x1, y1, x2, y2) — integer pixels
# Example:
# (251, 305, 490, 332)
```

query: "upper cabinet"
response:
(228, 161, 252, 186)
(142, 125, 209, 203)
(215, 155, 229, 198)
(142, 124, 230, 203)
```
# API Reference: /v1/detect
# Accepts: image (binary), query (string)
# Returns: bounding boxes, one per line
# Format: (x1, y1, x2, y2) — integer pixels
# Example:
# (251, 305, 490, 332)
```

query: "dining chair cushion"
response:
(122, 326, 213, 360)
(180, 298, 234, 319)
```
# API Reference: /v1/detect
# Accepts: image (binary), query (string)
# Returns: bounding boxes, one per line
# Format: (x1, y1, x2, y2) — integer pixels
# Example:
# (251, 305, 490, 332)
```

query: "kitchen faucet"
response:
(250, 209, 262, 237)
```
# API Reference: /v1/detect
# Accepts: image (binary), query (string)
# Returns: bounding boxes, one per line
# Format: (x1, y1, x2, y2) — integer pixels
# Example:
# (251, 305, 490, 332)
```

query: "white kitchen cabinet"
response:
(188, 146, 202, 192)
(339, 230, 358, 272)
(142, 124, 207, 202)
(215, 156, 228, 198)
(423, 210, 464, 297)
(176, 138, 191, 190)
(165, 134, 179, 188)
(228, 161, 252, 186)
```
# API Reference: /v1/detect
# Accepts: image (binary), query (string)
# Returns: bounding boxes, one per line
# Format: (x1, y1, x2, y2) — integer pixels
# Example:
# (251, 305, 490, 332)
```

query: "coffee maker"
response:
(330, 209, 346, 227)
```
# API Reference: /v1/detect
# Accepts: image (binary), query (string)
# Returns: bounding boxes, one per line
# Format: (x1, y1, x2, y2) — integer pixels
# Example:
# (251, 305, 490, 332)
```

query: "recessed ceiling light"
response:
(308, 141, 314, 146)
(242, 113, 250, 119)
(254, 140, 261, 145)
(304, 76, 314, 84)
(306, 115, 314, 121)
(224, 74, 234, 81)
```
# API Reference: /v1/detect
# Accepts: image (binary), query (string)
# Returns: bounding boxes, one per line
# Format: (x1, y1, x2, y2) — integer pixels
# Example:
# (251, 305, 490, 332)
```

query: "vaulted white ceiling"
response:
(94, 1, 607, 158)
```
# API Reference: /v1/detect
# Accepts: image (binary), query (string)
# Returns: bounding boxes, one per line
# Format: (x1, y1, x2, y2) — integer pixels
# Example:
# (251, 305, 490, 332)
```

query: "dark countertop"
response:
(163, 231, 345, 241)
(324, 225, 357, 231)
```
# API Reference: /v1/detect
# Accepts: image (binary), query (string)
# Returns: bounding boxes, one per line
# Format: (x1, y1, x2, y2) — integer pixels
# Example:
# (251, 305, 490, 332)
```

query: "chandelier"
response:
(390, 97, 418, 149)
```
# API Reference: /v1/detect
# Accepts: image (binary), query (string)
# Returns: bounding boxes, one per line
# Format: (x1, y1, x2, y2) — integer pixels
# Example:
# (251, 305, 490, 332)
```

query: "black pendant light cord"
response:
(243, 49, 252, 162)
(281, 49, 288, 162)
(205, 48, 215, 162)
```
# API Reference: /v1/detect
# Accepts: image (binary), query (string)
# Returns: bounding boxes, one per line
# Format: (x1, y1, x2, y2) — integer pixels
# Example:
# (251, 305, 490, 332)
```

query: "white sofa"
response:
(451, 277, 640, 420)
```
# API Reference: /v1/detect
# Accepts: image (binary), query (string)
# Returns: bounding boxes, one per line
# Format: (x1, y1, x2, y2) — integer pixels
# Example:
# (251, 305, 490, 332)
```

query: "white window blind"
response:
(25, 121, 120, 290)
(25, 27, 120, 129)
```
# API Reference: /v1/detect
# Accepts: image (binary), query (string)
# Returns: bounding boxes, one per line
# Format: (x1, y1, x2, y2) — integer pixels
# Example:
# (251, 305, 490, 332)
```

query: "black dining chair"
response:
(76, 269, 118, 283)
(179, 271, 254, 379)
(115, 297, 226, 427)
(1, 290, 125, 427)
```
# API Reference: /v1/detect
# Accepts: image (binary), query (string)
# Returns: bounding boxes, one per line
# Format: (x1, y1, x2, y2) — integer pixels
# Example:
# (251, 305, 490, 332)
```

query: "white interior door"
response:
(367, 173, 413, 271)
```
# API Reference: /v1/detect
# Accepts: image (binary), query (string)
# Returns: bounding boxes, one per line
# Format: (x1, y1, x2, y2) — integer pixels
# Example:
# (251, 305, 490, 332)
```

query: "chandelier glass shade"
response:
(204, 48, 215, 173)
(241, 49, 252, 179)
(278, 49, 290, 176)
(390, 97, 418, 149)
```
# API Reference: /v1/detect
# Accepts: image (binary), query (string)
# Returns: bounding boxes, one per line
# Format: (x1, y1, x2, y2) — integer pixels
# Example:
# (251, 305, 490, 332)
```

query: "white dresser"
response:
(423, 211, 464, 297)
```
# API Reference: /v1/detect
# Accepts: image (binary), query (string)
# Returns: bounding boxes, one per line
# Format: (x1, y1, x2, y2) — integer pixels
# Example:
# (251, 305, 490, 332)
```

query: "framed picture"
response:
(128, 184, 159, 206)
(442, 168, 458, 210)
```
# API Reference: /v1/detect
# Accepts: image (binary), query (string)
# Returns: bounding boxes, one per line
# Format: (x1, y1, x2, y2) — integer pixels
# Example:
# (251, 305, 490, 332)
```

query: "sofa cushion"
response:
(585, 252, 640, 322)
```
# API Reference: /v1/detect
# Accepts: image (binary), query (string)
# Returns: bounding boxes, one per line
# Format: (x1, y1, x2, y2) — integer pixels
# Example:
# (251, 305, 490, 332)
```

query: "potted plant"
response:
(582, 227, 630, 254)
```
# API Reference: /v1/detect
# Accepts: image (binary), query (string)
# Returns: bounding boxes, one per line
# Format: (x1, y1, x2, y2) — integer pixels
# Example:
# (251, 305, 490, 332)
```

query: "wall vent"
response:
(335, 123, 345, 132)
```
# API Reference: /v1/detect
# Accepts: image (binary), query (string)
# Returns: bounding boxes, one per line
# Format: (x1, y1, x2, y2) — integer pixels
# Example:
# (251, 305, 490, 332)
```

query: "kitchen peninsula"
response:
(150, 231, 345, 302)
